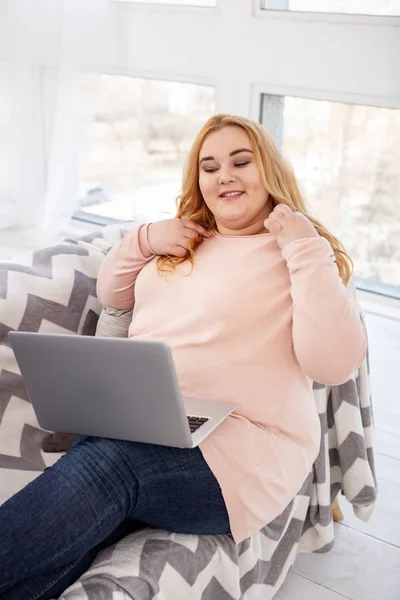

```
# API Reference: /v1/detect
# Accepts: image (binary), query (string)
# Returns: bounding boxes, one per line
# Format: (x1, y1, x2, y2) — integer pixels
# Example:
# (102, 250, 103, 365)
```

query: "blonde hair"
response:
(157, 114, 353, 284)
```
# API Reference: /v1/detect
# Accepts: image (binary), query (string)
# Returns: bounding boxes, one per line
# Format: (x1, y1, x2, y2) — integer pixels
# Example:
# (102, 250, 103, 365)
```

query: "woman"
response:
(0, 114, 367, 599)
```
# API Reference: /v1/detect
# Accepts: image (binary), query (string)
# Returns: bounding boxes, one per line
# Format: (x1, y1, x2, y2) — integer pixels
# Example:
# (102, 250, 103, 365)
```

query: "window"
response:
(261, 95, 400, 288)
(78, 75, 215, 222)
(261, 0, 400, 17)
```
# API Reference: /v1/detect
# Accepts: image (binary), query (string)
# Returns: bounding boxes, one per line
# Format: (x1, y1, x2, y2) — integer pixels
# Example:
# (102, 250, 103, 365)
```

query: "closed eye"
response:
(203, 161, 250, 173)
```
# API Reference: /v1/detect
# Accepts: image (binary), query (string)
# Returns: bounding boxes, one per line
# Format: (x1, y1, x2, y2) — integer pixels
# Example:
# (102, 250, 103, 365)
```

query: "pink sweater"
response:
(97, 224, 367, 544)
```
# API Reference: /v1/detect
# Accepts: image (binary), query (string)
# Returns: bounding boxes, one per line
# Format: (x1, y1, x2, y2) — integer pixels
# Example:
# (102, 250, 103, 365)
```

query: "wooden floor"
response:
(276, 311, 400, 600)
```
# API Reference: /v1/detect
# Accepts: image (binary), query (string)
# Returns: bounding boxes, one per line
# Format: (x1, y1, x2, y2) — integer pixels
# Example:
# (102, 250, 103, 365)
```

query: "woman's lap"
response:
(0, 436, 230, 600)
(67, 436, 230, 532)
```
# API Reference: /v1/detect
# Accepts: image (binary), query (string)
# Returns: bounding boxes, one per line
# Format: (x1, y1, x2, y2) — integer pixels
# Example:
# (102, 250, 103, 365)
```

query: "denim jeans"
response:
(0, 436, 231, 600)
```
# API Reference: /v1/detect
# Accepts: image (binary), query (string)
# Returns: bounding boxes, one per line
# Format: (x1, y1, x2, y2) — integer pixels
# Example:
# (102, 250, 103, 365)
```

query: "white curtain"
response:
(0, 0, 112, 247)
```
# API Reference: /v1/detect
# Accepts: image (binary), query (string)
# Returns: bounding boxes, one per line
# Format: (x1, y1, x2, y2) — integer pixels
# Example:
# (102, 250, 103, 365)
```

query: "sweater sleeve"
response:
(281, 236, 367, 386)
(96, 223, 155, 310)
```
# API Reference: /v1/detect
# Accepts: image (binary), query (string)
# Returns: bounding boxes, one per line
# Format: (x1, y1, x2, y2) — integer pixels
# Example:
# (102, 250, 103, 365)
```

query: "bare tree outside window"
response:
(261, 95, 400, 288)
(79, 75, 215, 222)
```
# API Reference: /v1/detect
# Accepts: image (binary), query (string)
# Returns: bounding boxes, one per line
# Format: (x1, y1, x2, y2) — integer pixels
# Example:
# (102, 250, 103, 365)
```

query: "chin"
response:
(218, 210, 247, 223)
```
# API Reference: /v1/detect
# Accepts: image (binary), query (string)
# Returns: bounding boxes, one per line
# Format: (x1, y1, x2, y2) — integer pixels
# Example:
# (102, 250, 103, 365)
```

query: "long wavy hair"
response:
(157, 114, 353, 284)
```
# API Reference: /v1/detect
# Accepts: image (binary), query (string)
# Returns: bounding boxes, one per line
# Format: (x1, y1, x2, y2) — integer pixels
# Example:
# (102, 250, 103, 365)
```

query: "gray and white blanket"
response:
(0, 224, 377, 599)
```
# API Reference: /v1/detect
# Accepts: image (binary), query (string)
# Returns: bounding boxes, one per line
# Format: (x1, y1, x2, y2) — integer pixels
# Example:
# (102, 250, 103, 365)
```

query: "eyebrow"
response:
(199, 148, 253, 164)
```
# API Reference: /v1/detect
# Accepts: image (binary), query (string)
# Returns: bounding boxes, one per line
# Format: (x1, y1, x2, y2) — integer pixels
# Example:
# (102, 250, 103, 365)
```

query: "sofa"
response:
(0, 223, 377, 599)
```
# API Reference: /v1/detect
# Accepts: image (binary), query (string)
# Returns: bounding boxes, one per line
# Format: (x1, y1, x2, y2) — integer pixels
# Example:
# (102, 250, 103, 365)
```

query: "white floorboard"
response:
(275, 571, 351, 600)
(292, 524, 400, 600)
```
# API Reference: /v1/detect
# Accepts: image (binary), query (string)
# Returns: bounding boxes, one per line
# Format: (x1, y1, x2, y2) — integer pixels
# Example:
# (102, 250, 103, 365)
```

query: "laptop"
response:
(8, 332, 238, 449)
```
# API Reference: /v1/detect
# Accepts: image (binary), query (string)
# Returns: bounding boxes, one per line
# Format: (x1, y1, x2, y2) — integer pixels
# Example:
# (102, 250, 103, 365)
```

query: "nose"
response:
(218, 166, 236, 185)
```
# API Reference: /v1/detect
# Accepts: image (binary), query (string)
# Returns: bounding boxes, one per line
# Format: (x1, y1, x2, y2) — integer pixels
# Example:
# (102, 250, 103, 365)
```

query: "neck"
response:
(216, 219, 269, 236)
(215, 200, 274, 236)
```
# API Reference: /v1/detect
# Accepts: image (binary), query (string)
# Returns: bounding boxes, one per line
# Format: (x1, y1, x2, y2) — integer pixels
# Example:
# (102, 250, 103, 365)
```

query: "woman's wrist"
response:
(138, 223, 155, 258)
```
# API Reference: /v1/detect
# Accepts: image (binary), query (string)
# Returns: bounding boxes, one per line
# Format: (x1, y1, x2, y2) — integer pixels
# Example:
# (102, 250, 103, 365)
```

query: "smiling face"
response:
(198, 126, 273, 236)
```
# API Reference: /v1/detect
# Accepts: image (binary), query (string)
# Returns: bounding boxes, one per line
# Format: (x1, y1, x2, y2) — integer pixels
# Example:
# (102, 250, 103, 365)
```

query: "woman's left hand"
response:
(264, 204, 319, 250)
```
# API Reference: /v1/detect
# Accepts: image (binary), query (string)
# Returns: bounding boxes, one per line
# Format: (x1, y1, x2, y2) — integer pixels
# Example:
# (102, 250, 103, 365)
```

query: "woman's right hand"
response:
(147, 218, 212, 257)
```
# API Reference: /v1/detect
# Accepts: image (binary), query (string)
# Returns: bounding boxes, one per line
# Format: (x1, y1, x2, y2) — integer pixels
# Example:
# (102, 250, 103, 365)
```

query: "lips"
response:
(219, 191, 244, 199)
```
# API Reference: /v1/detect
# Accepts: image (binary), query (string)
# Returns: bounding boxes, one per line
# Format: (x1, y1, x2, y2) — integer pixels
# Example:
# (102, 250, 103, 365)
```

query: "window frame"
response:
(75, 0, 400, 297)
(256, 1, 400, 24)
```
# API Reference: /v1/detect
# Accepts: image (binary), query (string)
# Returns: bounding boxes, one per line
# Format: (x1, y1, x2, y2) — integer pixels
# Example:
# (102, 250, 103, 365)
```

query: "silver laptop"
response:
(8, 332, 237, 449)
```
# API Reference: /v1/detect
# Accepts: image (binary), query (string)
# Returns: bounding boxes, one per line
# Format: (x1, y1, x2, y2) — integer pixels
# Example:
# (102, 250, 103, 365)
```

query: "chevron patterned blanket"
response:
(0, 224, 377, 599)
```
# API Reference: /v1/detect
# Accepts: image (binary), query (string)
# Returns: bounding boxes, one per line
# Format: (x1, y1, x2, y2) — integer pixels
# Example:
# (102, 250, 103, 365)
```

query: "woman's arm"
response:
(96, 224, 155, 310)
(282, 237, 367, 385)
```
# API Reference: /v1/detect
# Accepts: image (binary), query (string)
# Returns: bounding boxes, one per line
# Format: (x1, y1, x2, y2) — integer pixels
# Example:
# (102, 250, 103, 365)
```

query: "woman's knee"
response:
(67, 436, 127, 464)
(53, 438, 137, 493)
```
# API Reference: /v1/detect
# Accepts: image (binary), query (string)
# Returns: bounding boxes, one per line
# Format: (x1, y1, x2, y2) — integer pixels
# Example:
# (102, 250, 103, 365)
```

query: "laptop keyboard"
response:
(187, 416, 209, 434)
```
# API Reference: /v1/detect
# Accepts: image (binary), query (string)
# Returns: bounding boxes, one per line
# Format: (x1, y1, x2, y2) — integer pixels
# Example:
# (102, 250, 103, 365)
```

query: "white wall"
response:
(2, 0, 398, 115)
(105, 1, 400, 116)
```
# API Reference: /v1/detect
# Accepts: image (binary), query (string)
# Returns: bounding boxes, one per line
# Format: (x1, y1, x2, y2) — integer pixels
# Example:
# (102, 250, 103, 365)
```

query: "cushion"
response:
(96, 306, 133, 338)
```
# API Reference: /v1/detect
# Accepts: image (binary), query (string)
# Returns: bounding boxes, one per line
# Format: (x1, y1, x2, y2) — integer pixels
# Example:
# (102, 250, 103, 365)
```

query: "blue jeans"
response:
(0, 436, 231, 600)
